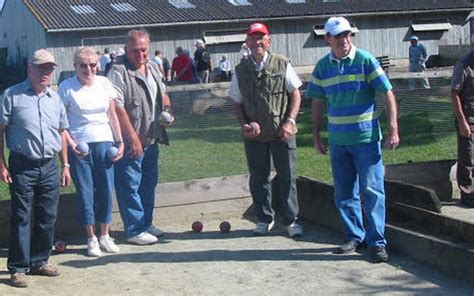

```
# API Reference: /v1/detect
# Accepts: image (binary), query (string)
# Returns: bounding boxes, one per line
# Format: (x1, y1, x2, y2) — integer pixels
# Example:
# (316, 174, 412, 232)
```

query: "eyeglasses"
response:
(332, 31, 352, 39)
(78, 63, 97, 69)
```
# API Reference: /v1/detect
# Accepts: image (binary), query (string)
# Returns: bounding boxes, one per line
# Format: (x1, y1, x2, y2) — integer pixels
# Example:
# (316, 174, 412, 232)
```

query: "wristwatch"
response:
(286, 118, 296, 125)
(62, 163, 71, 168)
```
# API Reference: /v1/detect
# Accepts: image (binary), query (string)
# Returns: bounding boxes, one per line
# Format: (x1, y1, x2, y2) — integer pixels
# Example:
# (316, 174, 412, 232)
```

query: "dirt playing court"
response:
(1, 201, 473, 295)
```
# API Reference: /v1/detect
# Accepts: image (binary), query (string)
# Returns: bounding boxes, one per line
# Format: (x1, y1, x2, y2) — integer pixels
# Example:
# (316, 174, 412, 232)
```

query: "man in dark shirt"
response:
(194, 40, 213, 83)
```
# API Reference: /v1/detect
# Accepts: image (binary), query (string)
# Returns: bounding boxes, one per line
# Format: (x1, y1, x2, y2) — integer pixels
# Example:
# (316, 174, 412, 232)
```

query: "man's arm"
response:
(383, 90, 400, 149)
(59, 129, 72, 186)
(311, 100, 327, 154)
(422, 44, 428, 62)
(0, 124, 11, 183)
(451, 89, 471, 138)
(279, 89, 301, 141)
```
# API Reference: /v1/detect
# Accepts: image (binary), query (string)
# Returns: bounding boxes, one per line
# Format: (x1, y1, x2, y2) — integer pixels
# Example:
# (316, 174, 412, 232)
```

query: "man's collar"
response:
(251, 51, 269, 69)
(25, 79, 51, 97)
(329, 45, 356, 62)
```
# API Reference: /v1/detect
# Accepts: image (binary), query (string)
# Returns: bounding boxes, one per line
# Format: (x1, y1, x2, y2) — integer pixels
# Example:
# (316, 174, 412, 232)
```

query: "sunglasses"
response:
(332, 31, 352, 38)
(78, 63, 98, 69)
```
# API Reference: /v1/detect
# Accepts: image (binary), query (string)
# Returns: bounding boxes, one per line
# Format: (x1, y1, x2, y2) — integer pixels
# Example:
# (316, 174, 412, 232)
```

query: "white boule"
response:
(106, 146, 119, 160)
(76, 142, 89, 154)
(159, 111, 174, 125)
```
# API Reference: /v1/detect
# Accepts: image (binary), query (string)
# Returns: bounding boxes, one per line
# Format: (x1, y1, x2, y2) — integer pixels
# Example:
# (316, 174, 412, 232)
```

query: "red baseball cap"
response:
(247, 22, 269, 36)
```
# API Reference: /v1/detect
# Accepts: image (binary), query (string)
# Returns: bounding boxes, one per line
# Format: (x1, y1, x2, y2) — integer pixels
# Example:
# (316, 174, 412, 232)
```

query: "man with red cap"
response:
(229, 22, 303, 238)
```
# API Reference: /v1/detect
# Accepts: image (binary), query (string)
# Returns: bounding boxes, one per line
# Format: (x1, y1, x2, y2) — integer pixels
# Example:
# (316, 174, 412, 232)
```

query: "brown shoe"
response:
(31, 263, 59, 276)
(10, 272, 28, 288)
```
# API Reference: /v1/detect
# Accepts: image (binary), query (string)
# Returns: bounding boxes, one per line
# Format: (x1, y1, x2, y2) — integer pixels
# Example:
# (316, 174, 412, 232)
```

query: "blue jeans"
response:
(244, 138, 299, 226)
(7, 154, 60, 274)
(114, 143, 159, 238)
(69, 142, 114, 225)
(329, 142, 386, 247)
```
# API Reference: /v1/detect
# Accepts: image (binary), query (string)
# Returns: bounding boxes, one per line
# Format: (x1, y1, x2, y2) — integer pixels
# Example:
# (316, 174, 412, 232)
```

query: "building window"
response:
(204, 29, 247, 45)
(168, 0, 196, 9)
(70, 5, 96, 14)
(111, 3, 137, 13)
(286, 0, 306, 3)
(411, 19, 452, 32)
(228, 0, 252, 6)
(313, 25, 326, 38)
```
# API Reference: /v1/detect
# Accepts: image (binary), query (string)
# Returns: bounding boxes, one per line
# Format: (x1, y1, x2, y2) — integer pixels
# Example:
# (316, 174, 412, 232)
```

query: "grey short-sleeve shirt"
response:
(0, 79, 69, 160)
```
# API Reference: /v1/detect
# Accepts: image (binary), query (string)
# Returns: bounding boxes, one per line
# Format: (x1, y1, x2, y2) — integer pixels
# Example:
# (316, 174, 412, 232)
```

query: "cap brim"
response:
(33, 61, 57, 66)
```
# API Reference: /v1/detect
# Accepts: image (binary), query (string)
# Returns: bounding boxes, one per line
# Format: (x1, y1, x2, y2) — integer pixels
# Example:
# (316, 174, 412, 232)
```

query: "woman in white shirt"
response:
(58, 47, 124, 257)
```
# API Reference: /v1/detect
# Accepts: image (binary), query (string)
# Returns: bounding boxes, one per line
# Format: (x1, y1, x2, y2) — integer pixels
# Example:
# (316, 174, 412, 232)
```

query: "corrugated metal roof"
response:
(22, 0, 474, 32)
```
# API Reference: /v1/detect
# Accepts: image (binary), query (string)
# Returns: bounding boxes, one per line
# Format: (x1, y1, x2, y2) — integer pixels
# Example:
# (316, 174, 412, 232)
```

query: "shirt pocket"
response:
(268, 73, 285, 95)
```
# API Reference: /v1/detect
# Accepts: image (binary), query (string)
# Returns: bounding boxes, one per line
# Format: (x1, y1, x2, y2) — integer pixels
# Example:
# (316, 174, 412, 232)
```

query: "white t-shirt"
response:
(58, 75, 118, 143)
(229, 52, 302, 103)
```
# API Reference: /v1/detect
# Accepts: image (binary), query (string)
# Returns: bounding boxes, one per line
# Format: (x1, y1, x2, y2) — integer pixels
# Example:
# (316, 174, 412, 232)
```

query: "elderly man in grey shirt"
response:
(0, 49, 71, 288)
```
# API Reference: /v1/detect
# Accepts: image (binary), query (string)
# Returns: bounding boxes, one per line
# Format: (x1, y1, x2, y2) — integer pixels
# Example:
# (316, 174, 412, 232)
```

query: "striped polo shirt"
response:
(306, 46, 392, 145)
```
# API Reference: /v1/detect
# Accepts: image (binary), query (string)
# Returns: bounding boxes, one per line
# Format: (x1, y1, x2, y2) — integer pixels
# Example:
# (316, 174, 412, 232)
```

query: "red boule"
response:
(192, 221, 203, 233)
(54, 240, 67, 253)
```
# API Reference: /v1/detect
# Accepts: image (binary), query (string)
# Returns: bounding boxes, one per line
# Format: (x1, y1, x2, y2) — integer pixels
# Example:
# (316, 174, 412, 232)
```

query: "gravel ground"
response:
(1, 213, 473, 295)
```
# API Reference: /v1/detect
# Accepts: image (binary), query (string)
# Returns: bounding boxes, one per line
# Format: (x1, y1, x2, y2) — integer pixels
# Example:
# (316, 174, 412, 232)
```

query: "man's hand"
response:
(61, 167, 72, 187)
(313, 134, 327, 154)
(279, 121, 296, 142)
(128, 132, 144, 159)
(0, 165, 12, 184)
(458, 120, 472, 138)
(242, 123, 261, 138)
(110, 143, 125, 162)
(384, 127, 400, 150)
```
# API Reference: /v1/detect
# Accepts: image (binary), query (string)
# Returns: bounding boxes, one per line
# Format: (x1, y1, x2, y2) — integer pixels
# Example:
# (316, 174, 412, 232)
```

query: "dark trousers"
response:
(7, 153, 60, 274)
(457, 133, 474, 205)
(244, 138, 299, 225)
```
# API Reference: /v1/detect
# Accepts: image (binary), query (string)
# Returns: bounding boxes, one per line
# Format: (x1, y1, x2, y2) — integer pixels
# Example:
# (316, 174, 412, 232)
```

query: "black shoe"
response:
(370, 246, 389, 263)
(335, 240, 362, 254)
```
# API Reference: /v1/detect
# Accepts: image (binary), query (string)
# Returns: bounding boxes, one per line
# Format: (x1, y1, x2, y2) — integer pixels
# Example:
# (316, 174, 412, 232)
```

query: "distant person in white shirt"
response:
(99, 48, 111, 75)
(219, 55, 231, 81)
(153, 50, 165, 79)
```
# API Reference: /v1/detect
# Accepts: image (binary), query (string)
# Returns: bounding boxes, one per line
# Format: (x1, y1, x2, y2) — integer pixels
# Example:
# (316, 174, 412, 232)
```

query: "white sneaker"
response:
(126, 231, 158, 245)
(146, 225, 165, 237)
(99, 235, 120, 253)
(287, 222, 303, 238)
(253, 221, 275, 235)
(87, 236, 102, 257)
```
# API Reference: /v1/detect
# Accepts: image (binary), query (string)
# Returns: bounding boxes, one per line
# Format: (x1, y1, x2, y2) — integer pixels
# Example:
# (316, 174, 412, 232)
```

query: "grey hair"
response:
(74, 47, 99, 64)
(126, 29, 150, 45)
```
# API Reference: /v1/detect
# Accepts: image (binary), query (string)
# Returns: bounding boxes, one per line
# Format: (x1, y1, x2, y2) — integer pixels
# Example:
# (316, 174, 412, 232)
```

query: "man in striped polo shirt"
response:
(306, 16, 399, 263)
